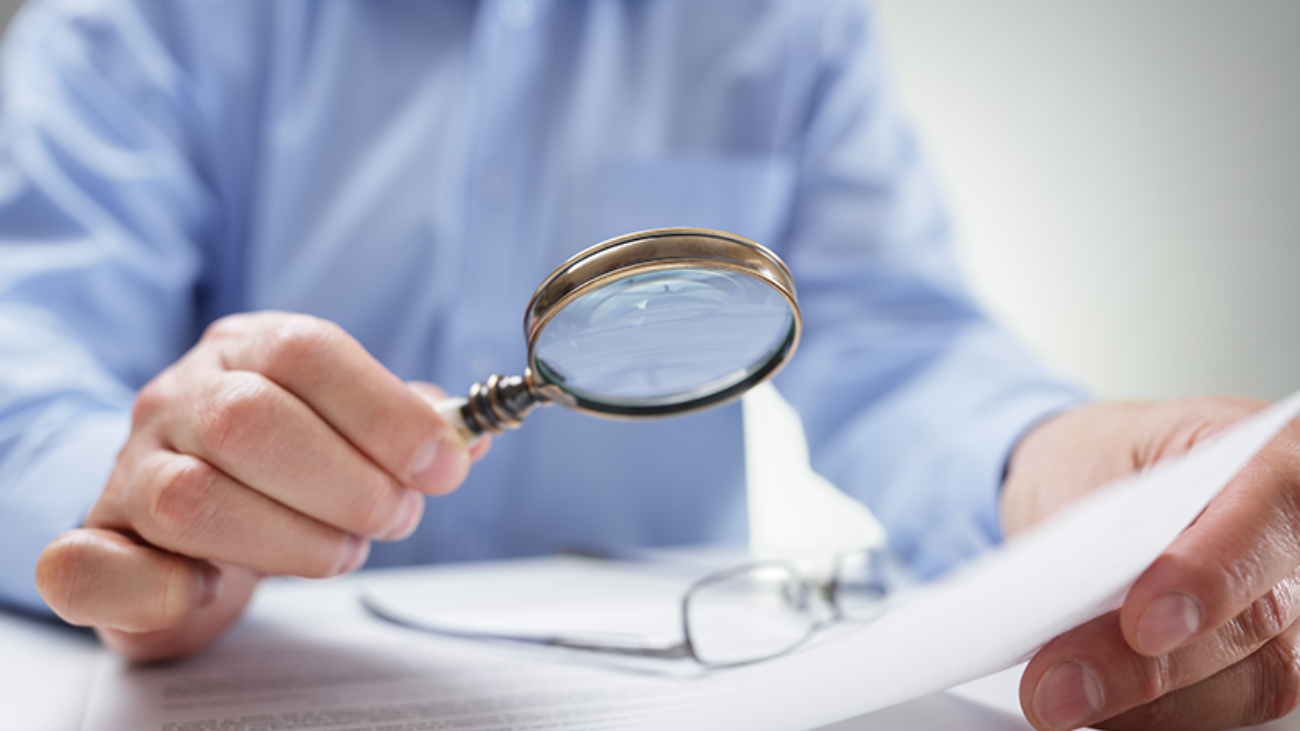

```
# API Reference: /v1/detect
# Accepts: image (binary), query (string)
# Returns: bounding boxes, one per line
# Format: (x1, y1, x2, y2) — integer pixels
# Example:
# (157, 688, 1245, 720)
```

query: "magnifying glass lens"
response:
(532, 269, 795, 409)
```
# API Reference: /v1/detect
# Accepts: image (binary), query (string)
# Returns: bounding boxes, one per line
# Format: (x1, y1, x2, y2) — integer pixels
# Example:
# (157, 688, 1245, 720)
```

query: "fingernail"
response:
(379, 489, 424, 541)
(1136, 592, 1201, 655)
(196, 564, 223, 608)
(1034, 661, 1103, 730)
(409, 438, 468, 494)
(334, 534, 370, 576)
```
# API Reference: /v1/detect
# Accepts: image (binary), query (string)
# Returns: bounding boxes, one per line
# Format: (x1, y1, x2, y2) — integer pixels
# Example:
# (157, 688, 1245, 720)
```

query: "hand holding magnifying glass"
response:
(435, 228, 802, 443)
(31, 227, 799, 664)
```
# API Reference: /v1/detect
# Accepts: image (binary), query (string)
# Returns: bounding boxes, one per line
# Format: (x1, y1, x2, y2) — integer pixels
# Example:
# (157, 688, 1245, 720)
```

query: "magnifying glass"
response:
(435, 228, 801, 444)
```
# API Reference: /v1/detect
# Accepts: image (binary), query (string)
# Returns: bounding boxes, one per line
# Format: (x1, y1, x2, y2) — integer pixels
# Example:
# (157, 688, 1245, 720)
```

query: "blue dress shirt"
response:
(0, 0, 1085, 613)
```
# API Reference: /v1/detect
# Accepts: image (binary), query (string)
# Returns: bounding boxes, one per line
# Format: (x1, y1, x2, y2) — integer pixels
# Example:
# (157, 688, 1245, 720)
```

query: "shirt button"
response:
(498, 0, 535, 30)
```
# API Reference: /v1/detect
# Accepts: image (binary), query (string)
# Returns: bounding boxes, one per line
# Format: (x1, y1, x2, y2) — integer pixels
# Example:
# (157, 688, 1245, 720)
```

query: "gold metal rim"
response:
(522, 227, 802, 418)
(524, 228, 798, 346)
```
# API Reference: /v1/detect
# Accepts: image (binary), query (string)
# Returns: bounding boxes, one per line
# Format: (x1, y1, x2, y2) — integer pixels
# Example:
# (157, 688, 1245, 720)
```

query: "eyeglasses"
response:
(361, 548, 896, 669)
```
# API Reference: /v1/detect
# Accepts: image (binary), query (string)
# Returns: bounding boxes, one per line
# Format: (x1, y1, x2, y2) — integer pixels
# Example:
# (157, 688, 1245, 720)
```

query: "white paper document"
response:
(85, 621, 711, 731)
(81, 392, 1300, 731)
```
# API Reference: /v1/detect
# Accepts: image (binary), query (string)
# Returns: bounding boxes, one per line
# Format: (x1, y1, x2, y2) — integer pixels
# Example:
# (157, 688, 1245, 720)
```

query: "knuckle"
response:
(198, 314, 246, 348)
(1237, 589, 1295, 646)
(1134, 654, 1175, 706)
(197, 373, 277, 458)
(147, 458, 222, 546)
(132, 378, 171, 426)
(1257, 638, 1300, 723)
(201, 313, 252, 344)
(257, 315, 340, 376)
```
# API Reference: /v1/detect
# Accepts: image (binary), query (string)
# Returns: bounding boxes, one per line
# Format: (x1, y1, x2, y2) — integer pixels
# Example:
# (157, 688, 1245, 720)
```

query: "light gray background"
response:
(875, 0, 1300, 402)
(1, 0, 1294, 401)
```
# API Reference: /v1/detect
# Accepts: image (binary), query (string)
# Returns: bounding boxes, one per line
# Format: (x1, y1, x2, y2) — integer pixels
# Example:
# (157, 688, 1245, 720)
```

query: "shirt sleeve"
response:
(0, 0, 215, 612)
(771, 1, 1089, 578)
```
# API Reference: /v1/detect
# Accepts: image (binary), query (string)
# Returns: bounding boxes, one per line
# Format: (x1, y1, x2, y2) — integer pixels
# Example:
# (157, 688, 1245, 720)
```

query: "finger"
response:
(1023, 574, 1300, 731)
(1096, 619, 1300, 731)
(408, 381, 492, 462)
(1120, 420, 1300, 657)
(156, 369, 424, 542)
(96, 563, 260, 663)
(92, 448, 373, 578)
(36, 528, 223, 634)
(202, 313, 470, 493)
(470, 434, 492, 462)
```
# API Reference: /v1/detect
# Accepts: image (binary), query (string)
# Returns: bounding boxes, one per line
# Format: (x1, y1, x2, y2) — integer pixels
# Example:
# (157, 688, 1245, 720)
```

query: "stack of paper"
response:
(80, 392, 1300, 731)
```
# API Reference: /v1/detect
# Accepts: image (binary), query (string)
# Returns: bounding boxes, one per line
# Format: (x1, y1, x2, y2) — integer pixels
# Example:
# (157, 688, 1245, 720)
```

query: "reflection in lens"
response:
(685, 565, 813, 667)
(532, 269, 794, 408)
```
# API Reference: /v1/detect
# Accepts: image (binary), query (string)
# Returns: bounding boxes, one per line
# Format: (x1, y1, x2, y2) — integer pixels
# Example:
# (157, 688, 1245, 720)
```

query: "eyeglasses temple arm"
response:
(360, 592, 693, 660)
(538, 636, 692, 659)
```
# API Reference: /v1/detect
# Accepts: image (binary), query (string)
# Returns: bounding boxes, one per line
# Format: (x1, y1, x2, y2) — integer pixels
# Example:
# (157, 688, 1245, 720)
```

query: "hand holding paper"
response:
(1005, 396, 1300, 730)
(649, 390, 1300, 731)
(76, 391, 1300, 731)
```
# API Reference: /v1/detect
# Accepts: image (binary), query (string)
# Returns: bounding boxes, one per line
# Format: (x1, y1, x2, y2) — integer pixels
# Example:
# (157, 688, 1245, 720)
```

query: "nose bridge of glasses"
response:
(777, 549, 895, 623)
(803, 574, 840, 626)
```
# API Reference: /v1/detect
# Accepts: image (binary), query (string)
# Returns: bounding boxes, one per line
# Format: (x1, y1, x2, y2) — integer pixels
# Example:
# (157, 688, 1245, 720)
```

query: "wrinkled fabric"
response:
(0, 0, 1085, 613)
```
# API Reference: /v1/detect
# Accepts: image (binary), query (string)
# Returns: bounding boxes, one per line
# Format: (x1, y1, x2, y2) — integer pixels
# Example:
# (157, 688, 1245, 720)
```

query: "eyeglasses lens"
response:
(685, 565, 814, 667)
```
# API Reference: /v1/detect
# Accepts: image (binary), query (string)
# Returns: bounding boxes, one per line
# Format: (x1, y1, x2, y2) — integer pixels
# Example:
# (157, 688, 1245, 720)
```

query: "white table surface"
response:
(6, 560, 1300, 731)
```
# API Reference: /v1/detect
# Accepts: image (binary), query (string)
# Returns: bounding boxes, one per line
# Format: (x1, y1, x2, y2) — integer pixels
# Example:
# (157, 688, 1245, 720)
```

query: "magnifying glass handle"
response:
(434, 397, 483, 448)
(433, 374, 549, 448)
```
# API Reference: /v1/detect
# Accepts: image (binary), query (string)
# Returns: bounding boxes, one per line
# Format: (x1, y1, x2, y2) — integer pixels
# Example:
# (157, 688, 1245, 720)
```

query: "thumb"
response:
(37, 528, 258, 661)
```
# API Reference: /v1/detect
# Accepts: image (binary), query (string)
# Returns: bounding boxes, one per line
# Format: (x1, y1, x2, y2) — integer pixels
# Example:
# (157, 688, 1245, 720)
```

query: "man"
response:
(0, 2, 1296, 729)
